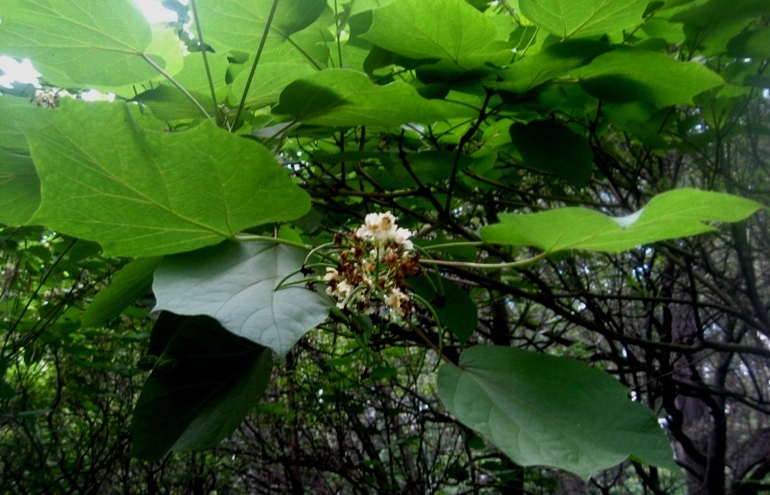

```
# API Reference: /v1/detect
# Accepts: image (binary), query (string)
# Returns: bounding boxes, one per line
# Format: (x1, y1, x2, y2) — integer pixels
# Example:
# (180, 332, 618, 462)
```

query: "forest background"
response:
(1, 0, 770, 493)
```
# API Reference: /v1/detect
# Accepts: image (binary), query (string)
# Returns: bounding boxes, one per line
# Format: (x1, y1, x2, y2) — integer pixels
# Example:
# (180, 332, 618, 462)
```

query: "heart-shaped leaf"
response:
(481, 189, 763, 253)
(131, 315, 273, 460)
(153, 240, 331, 356)
(438, 346, 677, 478)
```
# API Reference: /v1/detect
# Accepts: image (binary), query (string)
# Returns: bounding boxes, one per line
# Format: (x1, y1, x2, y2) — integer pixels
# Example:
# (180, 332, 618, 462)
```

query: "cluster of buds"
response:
(323, 212, 421, 322)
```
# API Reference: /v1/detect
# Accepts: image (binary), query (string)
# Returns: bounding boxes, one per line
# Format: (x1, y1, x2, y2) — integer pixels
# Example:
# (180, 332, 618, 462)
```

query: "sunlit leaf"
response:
(438, 346, 677, 478)
(24, 100, 310, 257)
(132, 315, 273, 460)
(0, 150, 40, 226)
(520, 0, 649, 39)
(153, 240, 331, 357)
(361, 0, 504, 68)
(0, 0, 180, 87)
(578, 48, 725, 107)
(509, 120, 593, 187)
(195, 0, 327, 57)
(481, 189, 763, 252)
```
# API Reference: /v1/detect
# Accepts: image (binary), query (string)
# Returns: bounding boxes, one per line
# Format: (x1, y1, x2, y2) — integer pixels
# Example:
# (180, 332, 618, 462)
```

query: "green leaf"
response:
(409, 274, 477, 343)
(495, 38, 611, 94)
(0, 0, 178, 87)
(508, 120, 593, 187)
(727, 28, 770, 58)
(669, 0, 770, 30)
(577, 47, 725, 107)
(133, 53, 230, 121)
(437, 346, 677, 478)
(0, 95, 55, 153)
(519, 0, 649, 39)
(231, 62, 316, 109)
(25, 100, 310, 257)
(361, 0, 502, 68)
(195, 0, 327, 56)
(480, 189, 763, 253)
(81, 257, 161, 328)
(131, 315, 273, 460)
(0, 150, 40, 226)
(273, 69, 450, 127)
(153, 240, 331, 357)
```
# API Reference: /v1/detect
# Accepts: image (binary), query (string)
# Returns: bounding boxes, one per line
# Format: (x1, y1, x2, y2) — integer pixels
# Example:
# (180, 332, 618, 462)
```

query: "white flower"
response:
(384, 288, 409, 313)
(323, 267, 340, 282)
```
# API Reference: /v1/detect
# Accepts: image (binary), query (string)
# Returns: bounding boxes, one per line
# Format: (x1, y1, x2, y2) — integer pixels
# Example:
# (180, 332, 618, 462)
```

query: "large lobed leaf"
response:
(578, 48, 725, 107)
(0, 0, 181, 88)
(520, 0, 649, 39)
(194, 0, 328, 56)
(438, 346, 677, 478)
(273, 69, 454, 127)
(480, 189, 763, 253)
(153, 240, 331, 357)
(0, 150, 40, 226)
(132, 315, 273, 460)
(24, 100, 310, 257)
(361, 0, 503, 68)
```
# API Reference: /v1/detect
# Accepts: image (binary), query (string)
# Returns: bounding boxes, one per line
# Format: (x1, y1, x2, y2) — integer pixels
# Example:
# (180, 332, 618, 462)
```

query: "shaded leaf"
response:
(409, 274, 477, 343)
(0, 0, 179, 88)
(153, 240, 331, 357)
(670, 0, 770, 30)
(437, 346, 677, 478)
(578, 48, 725, 107)
(25, 100, 310, 257)
(727, 28, 770, 58)
(231, 62, 316, 109)
(81, 257, 161, 328)
(131, 315, 273, 460)
(480, 189, 763, 253)
(273, 69, 453, 127)
(520, 0, 649, 39)
(496, 38, 611, 94)
(509, 120, 593, 187)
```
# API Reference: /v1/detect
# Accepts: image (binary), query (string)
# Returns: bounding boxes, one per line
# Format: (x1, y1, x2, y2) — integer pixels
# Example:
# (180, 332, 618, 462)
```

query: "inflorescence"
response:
(323, 212, 421, 322)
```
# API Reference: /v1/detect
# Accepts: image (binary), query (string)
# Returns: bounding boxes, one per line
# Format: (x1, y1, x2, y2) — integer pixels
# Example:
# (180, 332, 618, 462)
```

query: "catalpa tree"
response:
(0, 0, 768, 490)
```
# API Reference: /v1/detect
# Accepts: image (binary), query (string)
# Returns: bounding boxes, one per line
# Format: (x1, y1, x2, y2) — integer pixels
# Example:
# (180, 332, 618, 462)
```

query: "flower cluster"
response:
(324, 212, 421, 321)
(32, 89, 57, 108)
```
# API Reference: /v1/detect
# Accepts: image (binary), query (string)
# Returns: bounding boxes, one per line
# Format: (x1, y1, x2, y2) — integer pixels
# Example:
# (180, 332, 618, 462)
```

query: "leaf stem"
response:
(188, 0, 220, 125)
(419, 252, 547, 270)
(141, 53, 212, 120)
(233, 0, 281, 129)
